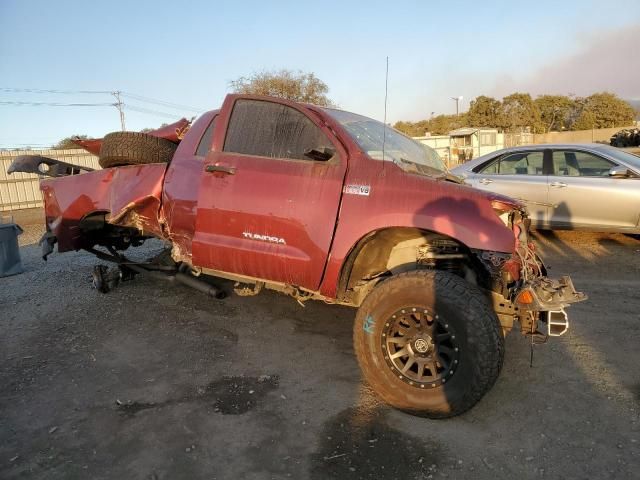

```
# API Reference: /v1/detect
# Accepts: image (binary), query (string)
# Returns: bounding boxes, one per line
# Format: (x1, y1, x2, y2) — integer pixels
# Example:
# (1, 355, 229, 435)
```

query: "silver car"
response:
(451, 144, 640, 233)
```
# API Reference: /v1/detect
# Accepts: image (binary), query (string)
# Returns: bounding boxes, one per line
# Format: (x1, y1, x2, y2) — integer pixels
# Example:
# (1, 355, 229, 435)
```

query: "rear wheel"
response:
(353, 270, 504, 418)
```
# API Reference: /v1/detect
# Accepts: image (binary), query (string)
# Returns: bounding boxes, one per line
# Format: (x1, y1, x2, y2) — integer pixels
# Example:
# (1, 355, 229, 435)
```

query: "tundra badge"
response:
(242, 232, 286, 245)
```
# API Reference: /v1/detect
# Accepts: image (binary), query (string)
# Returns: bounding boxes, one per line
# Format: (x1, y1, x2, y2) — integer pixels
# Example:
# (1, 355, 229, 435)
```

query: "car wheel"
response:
(98, 132, 178, 168)
(353, 269, 504, 418)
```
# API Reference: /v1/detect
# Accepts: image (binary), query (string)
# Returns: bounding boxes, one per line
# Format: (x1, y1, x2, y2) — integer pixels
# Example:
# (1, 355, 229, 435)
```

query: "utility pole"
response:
(112, 91, 126, 131)
(451, 96, 463, 116)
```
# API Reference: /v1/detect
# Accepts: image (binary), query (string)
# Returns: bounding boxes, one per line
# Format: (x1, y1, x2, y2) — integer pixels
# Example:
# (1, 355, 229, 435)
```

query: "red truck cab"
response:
(13, 94, 585, 418)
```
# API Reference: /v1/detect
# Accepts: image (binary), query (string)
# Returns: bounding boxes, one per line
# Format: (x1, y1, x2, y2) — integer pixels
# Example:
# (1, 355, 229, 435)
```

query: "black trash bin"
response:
(0, 222, 24, 277)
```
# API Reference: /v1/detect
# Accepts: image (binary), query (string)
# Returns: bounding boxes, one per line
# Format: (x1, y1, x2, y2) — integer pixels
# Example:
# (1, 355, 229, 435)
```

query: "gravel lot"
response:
(1, 230, 639, 479)
(17, 224, 45, 248)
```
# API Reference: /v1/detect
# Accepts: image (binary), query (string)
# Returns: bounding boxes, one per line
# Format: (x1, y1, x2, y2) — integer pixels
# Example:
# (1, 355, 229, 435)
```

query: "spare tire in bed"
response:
(98, 132, 178, 168)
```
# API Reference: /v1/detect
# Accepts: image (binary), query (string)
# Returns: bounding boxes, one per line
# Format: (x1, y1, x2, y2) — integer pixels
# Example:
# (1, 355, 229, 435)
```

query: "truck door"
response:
(192, 96, 348, 290)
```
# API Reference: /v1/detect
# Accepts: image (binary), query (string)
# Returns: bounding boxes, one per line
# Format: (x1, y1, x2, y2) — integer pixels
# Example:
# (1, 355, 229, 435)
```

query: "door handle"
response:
(206, 164, 236, 175)
(550, 181, 567, 188)
(479, 178, 493, 185)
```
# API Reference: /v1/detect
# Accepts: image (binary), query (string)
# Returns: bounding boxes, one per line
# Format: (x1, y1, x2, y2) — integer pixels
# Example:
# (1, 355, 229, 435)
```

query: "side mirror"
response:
(304, 147, 335, 162)
(608, 166, 631, 178)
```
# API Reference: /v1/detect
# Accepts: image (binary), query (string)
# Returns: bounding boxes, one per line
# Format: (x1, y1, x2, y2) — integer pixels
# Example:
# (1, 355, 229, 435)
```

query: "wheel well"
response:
(78, 210, 110, 231)
(77, 210, 145, 251)
(337, 227, 490, 305)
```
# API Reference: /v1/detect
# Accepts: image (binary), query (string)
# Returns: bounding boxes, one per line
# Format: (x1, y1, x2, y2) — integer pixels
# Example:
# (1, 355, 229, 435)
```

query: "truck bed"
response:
(41, 163, 167, 252)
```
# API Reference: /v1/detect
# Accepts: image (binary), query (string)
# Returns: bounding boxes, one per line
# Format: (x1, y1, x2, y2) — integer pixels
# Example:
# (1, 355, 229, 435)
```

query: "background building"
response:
(414, 128, 504, 167)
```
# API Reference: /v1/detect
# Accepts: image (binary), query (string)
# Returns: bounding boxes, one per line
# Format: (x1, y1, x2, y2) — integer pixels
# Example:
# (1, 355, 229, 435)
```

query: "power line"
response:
(0, 100, 182, 120)
(0, 87, 111, 95)
(0, 87, 204, 112)
(0, 87, 201, 124)
(121, 92, 203, 112)
(125, 104, 184, 120)
(0, 101, 114, 107)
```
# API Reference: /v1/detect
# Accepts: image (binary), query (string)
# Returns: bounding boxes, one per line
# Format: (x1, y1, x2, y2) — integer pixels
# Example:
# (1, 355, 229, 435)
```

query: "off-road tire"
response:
(98, 132, 178, 168)
(353, 270, 504, 418)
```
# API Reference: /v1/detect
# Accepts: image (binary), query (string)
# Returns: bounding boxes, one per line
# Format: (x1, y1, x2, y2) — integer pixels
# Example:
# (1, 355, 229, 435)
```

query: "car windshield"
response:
(323, 108, 446, 176)
(595, 145, 640, 171)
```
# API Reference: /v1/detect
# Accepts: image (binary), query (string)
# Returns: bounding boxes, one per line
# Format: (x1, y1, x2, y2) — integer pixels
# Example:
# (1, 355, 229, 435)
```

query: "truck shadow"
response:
(309, 388, 447, 479)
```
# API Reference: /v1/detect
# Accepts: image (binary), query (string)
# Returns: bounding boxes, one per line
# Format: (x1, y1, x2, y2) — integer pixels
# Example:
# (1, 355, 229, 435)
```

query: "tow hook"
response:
(542, 309, 569, 337)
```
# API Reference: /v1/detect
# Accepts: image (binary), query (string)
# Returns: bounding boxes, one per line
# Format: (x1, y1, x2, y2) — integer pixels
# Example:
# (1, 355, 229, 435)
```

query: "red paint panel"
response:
(41, 163, 167, 251)
(191, 95, 347, 290)
(148, 118, 191, 142)
(318, 152, 516, 298)
(192, 152, 345, 289)
(161, 111, 218, 263)
(71, 138, 102, 156)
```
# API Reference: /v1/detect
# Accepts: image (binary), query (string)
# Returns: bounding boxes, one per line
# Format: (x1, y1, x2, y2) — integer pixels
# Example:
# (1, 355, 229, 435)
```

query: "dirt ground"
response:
(1, 230, 639, 479)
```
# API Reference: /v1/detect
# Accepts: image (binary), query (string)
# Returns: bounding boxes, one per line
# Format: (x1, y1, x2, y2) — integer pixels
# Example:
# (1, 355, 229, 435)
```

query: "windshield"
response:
(323, 108, 446, 176)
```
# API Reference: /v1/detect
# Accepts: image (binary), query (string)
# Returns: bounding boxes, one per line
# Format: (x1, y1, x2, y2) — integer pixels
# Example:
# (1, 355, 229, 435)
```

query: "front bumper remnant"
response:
(543, 310, 569, 337)
(518, 275, 587, 311)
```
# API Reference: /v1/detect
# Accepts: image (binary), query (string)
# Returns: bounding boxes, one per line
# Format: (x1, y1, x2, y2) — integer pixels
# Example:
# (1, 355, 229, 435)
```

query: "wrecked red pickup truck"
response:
(11, 94, 586, 418)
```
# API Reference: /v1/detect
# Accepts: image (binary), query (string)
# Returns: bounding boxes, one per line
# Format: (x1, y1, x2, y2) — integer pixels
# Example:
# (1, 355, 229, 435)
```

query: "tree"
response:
(394, 115, 466, 137)
(500, 93, 543, 133)
(229, 69, 333, 106)
(466, 96, 502, 128)
(53, 135, 90, 149)
(579, 92, 635, 129)
(427, 114, 467, 135)
(534, 95, 575, 132)
(393, 120, 430, 137)
(393, 91, 636, 137)
(572, 109, 597, 131)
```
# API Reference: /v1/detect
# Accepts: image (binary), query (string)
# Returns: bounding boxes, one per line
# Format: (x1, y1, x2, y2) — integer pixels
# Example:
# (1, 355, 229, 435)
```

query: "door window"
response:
(552, 151, 615, 177)
(480, 151, 544, 175)
(223, 99, 333, 161)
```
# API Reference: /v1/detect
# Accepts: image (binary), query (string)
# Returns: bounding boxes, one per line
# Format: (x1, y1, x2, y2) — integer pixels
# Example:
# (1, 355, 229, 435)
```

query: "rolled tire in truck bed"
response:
(98, 132, 178, 168)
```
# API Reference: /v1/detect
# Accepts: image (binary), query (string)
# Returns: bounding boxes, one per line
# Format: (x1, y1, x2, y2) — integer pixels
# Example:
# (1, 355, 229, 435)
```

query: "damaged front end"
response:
(477, 203, 586, 340)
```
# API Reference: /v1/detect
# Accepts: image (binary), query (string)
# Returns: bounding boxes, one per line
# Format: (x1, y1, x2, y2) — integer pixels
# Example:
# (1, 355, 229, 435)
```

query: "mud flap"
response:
(39, 231, 57, 260)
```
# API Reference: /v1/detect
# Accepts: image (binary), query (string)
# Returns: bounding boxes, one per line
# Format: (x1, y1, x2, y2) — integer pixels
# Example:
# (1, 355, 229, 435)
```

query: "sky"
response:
(0, 0, 638, 148)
